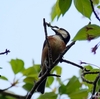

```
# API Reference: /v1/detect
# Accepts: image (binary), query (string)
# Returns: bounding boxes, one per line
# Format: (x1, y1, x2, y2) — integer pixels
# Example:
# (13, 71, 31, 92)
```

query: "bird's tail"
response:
(37, 78, 47, 94)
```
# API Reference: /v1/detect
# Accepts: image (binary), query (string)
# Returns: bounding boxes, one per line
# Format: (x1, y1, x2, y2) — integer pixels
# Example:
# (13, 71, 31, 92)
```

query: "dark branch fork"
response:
(26, 18, 75, 99)
(26, 16, 100, 99)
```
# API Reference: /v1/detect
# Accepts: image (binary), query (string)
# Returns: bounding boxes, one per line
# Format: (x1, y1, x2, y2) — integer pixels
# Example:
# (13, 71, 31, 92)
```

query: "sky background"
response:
(0, 0, 100, 99)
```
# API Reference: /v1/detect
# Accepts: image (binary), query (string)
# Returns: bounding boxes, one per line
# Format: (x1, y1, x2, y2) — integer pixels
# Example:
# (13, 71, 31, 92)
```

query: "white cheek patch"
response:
(59, 30, 68, 38)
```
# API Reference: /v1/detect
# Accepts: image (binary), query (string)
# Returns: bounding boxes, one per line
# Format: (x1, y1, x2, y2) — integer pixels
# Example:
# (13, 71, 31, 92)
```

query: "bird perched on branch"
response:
(37, 27, 70, 94)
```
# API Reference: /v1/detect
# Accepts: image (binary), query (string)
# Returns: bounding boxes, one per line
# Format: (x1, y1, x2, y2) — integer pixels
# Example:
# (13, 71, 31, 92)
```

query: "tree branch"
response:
(43, 18, 53, 68)
(47, 73, 61, 77)
(0, 91, 25, 99)
(26, 19, 75, 99)
(0, 49, 10, 55)
(61, 59, 84, 70)
(90, 0, 100, 22)
(46, 22, 59, 29)
(0, 85, 13, 93)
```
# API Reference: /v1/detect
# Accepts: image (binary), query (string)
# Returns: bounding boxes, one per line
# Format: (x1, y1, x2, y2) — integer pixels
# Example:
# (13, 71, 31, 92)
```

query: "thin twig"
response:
(0, 85, 13, 93)
(43, 18, 53, 68)
(61, 59, 96, 84)
(47, 74, 61, 77)
(46, 22, 59, 29)
(90, 0, 100, 22)
(0, 49, 10, 55)
(0, 91, 25, 99)
(83, 71, 100, 75)
(61, 59, 84, 70)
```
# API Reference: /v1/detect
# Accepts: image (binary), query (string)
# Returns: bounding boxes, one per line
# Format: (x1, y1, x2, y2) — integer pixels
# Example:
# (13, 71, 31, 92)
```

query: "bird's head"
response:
(52, 28, 70, 44)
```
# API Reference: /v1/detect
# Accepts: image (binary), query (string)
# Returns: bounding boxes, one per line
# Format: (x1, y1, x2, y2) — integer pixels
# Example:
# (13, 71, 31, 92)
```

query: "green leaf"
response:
(37, 92, 57, 99)
(9, 59, 24, 74)
(84, 65, 93, 70)
(51, 4, 58, 22)
(82, 69, 100, 91)
(50, 0, 61, 21)
(93, 0, 99, 5)
(22, 65, 40, 77)
(65, 76, 81, 94)
(33, 64, 40, 73)
(74, 0, 92, 19)
(0, 96, 5, 99)
(59, 0, 72, 15)
(59, 84, 67, 94)
(59, 76, 81, 95)
(23, 77, 37, 84)
(73, 24, 100, 41)
(0, 91, 16, 99)
(79, 65, 93, 77)
(56, 77, 63, 85)
(51, 66, 62, 75)
(0, 95, 15, 99)
(98, 79, 100, 86)
(69, 89, 88, 99)
(5, 96, 16, 99)
(81, 65, 100, 92)
(0, 76, 8, 81)
(23, 83, 33, 91)
(46, 76, 54, 87)
(97, 5, 100, 9)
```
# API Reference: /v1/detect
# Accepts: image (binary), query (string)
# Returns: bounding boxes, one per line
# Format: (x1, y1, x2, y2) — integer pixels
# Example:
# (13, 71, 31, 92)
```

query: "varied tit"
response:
(37, 28, 70, 94)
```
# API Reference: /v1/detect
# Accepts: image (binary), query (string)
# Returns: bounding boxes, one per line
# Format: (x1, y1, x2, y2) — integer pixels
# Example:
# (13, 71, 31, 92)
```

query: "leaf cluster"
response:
(1, 59, 100, 99)
(51, 0, 100, 21)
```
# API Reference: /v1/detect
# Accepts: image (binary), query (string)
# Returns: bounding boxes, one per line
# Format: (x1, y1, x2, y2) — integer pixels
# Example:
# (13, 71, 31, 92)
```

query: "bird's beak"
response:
(52, 28, 59, 35)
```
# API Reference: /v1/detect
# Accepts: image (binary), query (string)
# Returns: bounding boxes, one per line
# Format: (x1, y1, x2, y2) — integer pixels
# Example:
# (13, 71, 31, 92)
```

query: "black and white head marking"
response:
(52, 28, 70, 44)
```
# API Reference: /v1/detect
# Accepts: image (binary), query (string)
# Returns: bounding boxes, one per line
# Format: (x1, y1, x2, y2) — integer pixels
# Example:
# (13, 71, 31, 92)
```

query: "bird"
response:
(37, 27, 70, 94)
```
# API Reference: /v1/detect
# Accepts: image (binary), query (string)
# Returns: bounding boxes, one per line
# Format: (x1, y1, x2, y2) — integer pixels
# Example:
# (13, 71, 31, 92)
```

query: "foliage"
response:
(51, 0, 98, 21)
(0, 59, 100, 99)
(1, 0, 100, 99)
(73, 24, 100, 41)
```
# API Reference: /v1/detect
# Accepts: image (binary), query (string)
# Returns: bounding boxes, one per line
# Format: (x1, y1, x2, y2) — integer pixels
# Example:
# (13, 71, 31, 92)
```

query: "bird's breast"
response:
(47, 35, 66, 61)
(40, 35, 66, 74)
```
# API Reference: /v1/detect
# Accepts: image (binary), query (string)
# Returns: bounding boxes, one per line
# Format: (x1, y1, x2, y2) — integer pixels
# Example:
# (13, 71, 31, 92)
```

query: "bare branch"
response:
(61, 59, 84, 70)
(43, 18, 53, 68)
(0, 85, 13, 93)
(90, 0, 100, 22)
(0, 49, 10, 55)
(0, 91, 25, 99)
(46, 22, 59, 29)
(48, 74, 61, 77)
